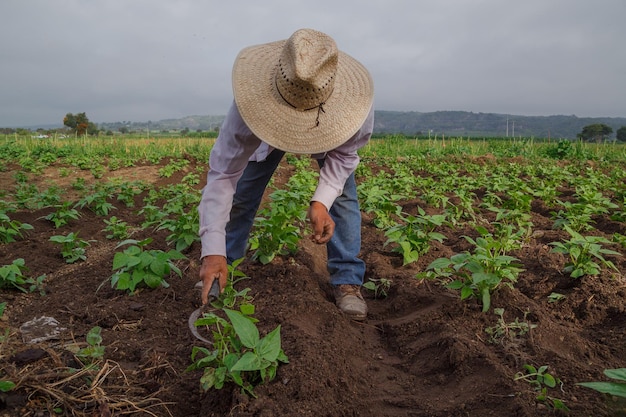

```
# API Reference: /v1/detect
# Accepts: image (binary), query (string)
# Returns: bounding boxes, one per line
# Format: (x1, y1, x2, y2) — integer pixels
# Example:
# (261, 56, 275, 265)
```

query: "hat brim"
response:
(232, 39, 374, 154)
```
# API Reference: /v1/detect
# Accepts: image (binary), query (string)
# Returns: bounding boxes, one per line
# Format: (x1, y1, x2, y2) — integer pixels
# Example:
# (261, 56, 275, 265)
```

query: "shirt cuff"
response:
(199, 229, 226, 259)
(311, 180, 341, 211)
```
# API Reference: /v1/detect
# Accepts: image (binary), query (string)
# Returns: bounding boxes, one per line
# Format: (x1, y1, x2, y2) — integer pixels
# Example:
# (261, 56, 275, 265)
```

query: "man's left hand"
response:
(307, 201, 335, 244)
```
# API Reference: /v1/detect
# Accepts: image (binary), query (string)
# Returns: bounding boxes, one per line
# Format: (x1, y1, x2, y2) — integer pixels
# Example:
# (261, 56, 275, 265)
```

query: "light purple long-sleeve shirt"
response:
(198, 101, 374, 259)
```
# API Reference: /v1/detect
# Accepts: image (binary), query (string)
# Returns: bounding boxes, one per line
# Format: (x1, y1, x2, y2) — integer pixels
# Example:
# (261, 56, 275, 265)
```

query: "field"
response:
(1, 136, 626, 416)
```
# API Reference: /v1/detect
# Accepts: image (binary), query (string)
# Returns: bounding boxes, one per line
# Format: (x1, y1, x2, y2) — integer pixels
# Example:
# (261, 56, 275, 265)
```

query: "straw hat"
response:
(232, 28, 374, 154)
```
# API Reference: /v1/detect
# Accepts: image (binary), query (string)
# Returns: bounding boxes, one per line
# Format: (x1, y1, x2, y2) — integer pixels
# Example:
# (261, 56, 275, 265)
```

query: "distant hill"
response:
(373, 111, 626, 139)
(49, 111, 626, 139)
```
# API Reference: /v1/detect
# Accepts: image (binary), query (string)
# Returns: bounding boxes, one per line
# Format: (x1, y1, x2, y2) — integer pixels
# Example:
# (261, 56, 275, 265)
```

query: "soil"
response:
(1, 156, 626, 417)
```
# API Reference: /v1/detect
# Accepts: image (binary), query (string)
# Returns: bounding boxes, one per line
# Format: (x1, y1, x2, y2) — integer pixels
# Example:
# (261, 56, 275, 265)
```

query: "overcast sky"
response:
(2, 0, 625, 127)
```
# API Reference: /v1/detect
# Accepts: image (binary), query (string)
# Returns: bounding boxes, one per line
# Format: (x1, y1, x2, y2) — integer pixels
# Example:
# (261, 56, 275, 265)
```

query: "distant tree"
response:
(577, 123, 613, 143)
(63, 112, 99, 136)
(617, 126, 626, 142)
(119, 126, 129, 134)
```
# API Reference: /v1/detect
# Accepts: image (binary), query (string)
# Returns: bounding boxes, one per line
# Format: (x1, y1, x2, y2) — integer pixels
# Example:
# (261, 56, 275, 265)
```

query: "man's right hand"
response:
(199, 255, 228, 305)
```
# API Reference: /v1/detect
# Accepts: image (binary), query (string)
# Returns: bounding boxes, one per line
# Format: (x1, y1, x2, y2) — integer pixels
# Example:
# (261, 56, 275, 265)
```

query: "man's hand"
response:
(307, 201, 335, 244)
(199, 255, 228, 305)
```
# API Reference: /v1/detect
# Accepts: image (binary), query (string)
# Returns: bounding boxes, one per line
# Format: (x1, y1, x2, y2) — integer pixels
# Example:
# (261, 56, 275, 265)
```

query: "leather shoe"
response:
(333, 284, 367, 321)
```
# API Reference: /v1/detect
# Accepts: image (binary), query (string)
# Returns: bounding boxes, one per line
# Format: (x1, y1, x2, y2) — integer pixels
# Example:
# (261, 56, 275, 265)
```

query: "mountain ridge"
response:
(19, 111, 626, 139)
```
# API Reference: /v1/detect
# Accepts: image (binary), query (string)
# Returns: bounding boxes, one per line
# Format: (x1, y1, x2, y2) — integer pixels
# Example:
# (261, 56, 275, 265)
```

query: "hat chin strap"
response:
(275, 76, 332, 128)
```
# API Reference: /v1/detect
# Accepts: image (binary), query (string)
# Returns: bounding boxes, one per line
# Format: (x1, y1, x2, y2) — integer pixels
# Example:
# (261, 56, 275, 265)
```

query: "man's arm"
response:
(197, 102, 261, 303)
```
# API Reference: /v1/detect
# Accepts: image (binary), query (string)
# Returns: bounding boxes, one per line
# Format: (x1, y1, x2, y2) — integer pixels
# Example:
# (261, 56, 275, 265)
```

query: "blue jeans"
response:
(225, 149, 365, 286)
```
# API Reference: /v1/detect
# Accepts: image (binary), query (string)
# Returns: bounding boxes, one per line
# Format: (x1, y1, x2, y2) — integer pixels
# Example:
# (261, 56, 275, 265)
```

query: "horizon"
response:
(7, 108, 626, 130)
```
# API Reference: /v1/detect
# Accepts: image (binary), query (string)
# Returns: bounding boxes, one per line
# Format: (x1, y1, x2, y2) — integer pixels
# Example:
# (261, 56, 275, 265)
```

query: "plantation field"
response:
(1, 136, 626, 416)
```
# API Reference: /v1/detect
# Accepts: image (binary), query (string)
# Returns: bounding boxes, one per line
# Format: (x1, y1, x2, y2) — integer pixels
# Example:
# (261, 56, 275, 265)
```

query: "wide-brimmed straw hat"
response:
(232, 28, 374, 154)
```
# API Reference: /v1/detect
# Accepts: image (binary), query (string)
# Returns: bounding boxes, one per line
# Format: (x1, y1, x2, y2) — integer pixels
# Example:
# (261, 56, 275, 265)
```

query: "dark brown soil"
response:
(1, 157, 625, 417)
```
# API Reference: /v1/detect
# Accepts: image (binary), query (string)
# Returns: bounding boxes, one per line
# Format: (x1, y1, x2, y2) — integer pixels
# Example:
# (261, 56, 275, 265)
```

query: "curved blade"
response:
(188, 278, 221, 345)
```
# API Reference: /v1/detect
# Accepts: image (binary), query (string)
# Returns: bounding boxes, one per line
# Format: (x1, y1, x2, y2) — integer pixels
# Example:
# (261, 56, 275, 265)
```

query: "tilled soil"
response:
(1, 158, 625, 416)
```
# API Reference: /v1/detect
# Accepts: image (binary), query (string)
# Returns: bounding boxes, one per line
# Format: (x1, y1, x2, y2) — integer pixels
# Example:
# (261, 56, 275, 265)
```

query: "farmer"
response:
(197, 28, 374, 320)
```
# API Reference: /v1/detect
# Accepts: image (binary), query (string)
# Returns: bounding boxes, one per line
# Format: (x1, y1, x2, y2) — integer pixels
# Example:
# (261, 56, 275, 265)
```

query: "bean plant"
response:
(549, 225, 620, 278)
(423, 226, 524, 312)
(110, 238, 186, 293)
(49, 232, 93, 263)
(188, 271, 288, 397)
(0, 212, 33, 243)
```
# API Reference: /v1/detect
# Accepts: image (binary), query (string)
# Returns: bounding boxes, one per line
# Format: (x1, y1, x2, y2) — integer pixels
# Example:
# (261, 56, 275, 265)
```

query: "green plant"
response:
(75, 189, 116, 216)
(547, 292, 566, 303)
(115, 181, 145, 207)
(157, 209, 200, 252)
(612, 232, 626, 248)
(75, 326, 105, 365)
(384, 207, 446, 265)
(0, 379, 15, 393)
(357, 183, 403, 229)
(515, 364, 568, 411)
(484, 308, 536, 344)
(578, 368, 626, 398)
(158, 158, 189, 178)
(42, 202, 81, 228)
(188, 308, 288, 397)
(249, 190, 307, 264)
(103, 216, 131, 240)
(0, 258, 46, 293)
(110, 238, 186, 293)
(363, 277, 392, 298)
(549, 225, 621, 278)
(0, 212, 33, 243)
(187, 259, 287, 396)
(50, 232, 93, 263)
(423, 226, 524, 312)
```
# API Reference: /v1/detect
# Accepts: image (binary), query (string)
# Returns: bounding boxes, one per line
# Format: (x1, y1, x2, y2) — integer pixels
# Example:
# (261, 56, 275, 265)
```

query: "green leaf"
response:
(112, 252, 137, 270)
(86, 326, 102, 346)
(257, 326, 282, 362)
(0, 380, 16, 392)
(231, 351, 264, 372)
(460, 286, 474, 300)
(225, 309, 259, 348)
(143, 273, 164, 289)
(427, 257, 452, 270)
(481, 287, 491, 312)
(577, 382, 626, 398)
(542, 372, 556, 388)
(604, 368, 626, 382)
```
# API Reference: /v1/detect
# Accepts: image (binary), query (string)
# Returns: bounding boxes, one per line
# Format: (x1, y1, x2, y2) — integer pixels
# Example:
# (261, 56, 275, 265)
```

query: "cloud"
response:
(1, 0, 624, 127)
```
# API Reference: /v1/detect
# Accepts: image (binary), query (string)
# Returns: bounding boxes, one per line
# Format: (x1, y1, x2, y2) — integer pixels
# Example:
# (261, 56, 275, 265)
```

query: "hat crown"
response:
(275, 29, 337, 111)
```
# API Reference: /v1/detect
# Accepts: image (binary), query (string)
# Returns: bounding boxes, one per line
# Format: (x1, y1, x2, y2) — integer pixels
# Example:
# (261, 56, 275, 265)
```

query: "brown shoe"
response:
(333, 285, 368, 321)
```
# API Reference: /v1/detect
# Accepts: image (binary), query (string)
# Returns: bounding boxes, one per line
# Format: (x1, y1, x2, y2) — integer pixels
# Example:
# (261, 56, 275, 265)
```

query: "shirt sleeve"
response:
(311, 105, 375, 210)
(198, 102, 261, 258)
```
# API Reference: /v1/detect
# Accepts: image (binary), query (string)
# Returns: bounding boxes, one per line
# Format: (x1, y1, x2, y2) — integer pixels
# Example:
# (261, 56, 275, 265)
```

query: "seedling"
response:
(110, 238, 186, 293)
(157, 209, 200, 252)
(50, 232, 93, 263)
(484, 308, 536, 344)
(363, 277, 392, 298)
(549, 225, 620, 278)
(103, 216, 131, 240)
(188, 303, 288, 397)
(384, 208, 446, 265)
(75, 326, 105, 365)
(515, 364, 569, 411)
(75, 189, 116, 216)
(42, 202, 81, 228)
(0, 258, 46, 294)
(0, 212, 33, 243)
(547, 292, 566, 303)
(424, 226, 524, 312)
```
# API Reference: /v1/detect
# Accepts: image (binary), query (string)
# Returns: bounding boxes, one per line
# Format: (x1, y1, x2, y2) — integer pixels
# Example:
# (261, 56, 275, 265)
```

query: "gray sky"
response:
(2, 0, 625, 127)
